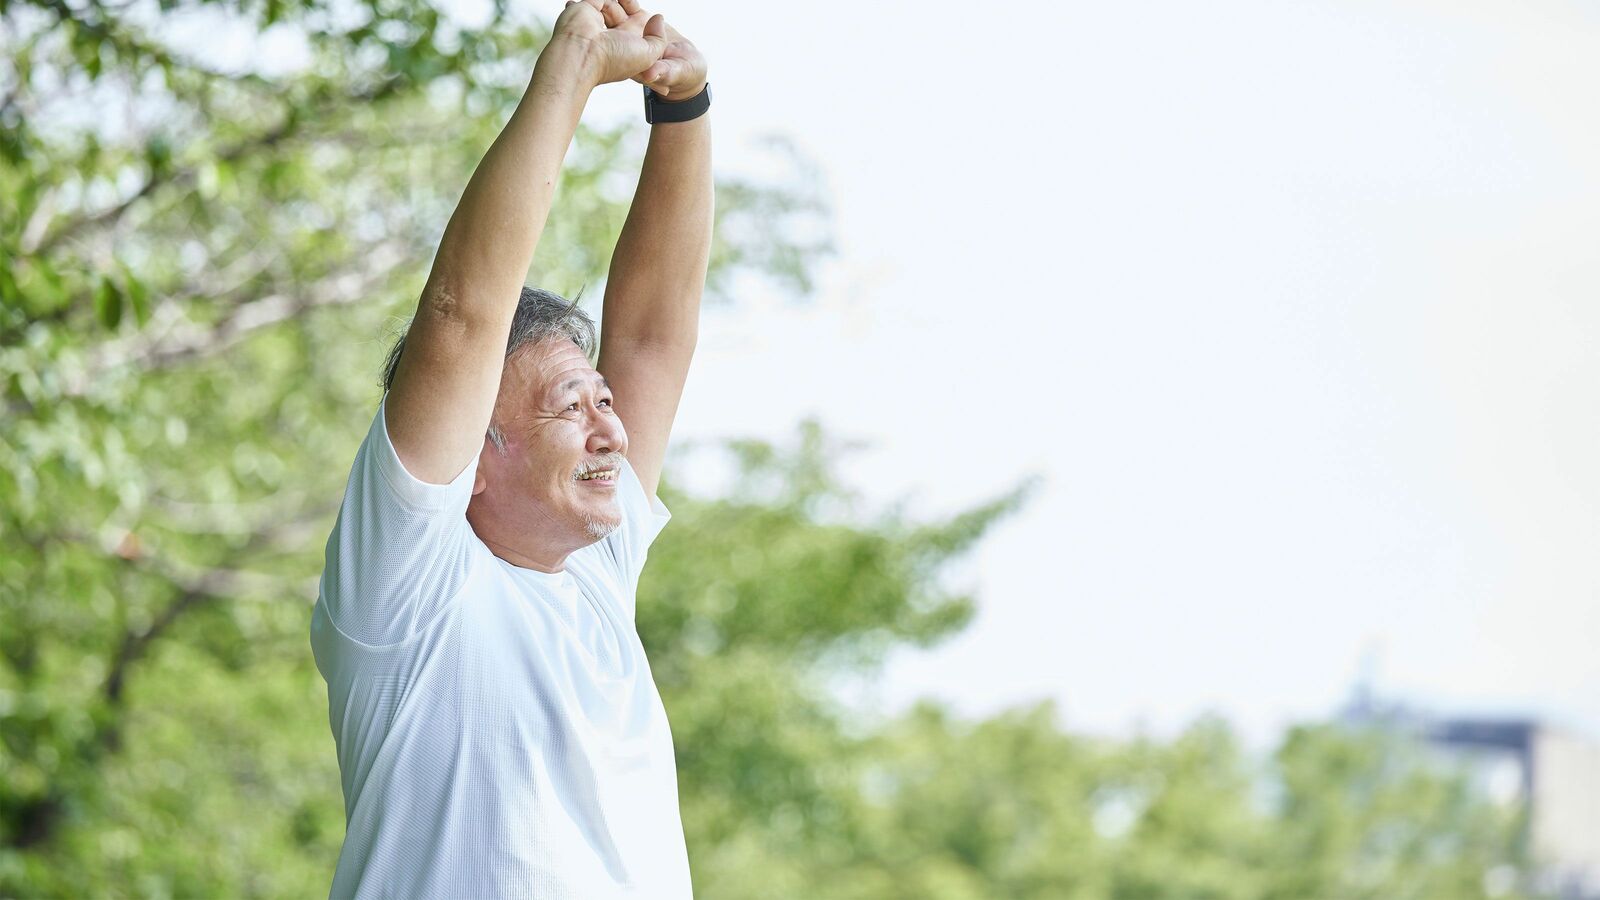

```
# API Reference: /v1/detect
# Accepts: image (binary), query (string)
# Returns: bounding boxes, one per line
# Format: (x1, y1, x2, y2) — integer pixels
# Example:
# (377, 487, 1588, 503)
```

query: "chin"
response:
(580, 514, 623, 542)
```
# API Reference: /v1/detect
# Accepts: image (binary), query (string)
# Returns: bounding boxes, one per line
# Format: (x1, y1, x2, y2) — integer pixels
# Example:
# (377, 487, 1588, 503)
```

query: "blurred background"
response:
(2, 0, 1597, 895)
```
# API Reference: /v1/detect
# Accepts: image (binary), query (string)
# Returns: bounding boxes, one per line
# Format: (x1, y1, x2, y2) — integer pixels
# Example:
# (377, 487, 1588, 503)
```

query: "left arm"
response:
(596, 9, 711, 499)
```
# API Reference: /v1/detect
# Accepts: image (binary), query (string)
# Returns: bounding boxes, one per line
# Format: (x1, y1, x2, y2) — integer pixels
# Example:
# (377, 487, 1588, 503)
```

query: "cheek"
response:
(518, 430, 584, 478)
(485, 439, 539, 477)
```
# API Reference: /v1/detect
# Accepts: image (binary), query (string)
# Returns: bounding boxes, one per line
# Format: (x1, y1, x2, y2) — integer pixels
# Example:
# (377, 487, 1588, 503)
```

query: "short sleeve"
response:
(316, 396, 479, 647)
(597, 456, 673, 601)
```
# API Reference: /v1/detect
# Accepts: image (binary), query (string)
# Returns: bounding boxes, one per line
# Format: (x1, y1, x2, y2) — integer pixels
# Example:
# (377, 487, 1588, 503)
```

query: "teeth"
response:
(578, 469, 616, 481)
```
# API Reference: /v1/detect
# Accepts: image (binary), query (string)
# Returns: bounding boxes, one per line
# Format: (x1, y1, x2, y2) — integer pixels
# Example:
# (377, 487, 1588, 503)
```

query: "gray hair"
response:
(381, 285, 597, 453)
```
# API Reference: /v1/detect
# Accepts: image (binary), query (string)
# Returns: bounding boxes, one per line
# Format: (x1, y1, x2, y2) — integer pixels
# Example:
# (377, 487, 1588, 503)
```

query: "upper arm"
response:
(319, 399, 479, 646)
(596, 336, 694, 500)
(383, 293, 511, 485)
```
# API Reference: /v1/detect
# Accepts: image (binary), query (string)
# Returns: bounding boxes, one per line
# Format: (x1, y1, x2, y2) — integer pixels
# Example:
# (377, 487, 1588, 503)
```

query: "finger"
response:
(603, 0, 627, 27)
(615, 5, 650, 34)
(646, 58, 684, 87)
(636, 13, 667, 60)
(644, 12, 665, 39)
(618, 0, 643, 14)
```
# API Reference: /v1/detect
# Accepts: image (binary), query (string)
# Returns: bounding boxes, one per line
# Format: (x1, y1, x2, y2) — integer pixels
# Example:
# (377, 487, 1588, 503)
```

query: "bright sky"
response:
(579, 0, 1600, 745)
(183, 0, 1600, 744)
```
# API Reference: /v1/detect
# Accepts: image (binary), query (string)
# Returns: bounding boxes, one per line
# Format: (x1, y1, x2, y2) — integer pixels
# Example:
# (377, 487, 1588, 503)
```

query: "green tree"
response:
(1, 0, 828, 892)
(1, 0, 1539, 897)
(728, 706, 1534, 900)
(640, 427, 1029, 899)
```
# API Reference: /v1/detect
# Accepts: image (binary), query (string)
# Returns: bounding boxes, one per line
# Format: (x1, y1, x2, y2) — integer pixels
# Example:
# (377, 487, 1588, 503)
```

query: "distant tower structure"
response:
(1347, 636, 1386, 720)
(1340, 686, 1600, 900)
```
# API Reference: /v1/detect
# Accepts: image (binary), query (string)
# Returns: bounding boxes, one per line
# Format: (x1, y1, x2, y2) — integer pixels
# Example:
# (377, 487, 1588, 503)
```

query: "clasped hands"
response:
(553, 0, 707, 100)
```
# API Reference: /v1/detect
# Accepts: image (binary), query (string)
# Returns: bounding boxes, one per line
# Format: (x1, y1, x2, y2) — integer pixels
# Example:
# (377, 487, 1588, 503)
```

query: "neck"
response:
(478, 534, 570, 573)
(466, 503, 583, 574)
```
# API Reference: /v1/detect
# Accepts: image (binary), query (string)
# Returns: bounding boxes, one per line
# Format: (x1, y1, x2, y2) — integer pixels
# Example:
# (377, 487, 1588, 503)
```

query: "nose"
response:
(586, 404, 626, 457)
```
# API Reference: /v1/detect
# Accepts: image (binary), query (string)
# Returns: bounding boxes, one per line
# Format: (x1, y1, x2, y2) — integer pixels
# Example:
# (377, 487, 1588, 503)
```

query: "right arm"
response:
(385, 0, 667, 484)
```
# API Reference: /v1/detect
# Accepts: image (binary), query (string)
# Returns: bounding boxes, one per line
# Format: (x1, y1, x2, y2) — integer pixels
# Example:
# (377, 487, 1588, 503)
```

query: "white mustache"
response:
(574, 457, 623, 477)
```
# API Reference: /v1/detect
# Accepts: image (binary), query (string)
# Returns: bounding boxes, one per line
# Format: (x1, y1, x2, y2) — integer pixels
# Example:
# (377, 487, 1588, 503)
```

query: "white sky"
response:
(182, 0, 1599, 744)
(577, 0, 1600, 745)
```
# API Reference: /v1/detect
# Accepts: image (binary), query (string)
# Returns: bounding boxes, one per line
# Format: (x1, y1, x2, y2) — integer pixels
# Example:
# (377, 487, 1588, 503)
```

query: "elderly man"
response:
(308, 1, 710, 896)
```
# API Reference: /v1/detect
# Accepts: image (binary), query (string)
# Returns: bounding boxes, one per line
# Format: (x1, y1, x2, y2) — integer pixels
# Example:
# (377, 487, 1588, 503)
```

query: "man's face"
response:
(472, 336, 628, 546)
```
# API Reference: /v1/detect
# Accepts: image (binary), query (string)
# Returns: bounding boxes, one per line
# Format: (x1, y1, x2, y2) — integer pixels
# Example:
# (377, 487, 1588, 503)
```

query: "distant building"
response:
(1342, 691, 1600, 899)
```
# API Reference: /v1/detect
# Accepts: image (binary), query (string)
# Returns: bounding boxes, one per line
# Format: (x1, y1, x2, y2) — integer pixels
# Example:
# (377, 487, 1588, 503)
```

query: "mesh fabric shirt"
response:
(310, 397, 692, 899)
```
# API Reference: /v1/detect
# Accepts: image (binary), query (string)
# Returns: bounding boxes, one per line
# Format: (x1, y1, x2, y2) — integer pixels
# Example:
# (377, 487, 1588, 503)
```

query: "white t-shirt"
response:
(310, 398, 693, 899)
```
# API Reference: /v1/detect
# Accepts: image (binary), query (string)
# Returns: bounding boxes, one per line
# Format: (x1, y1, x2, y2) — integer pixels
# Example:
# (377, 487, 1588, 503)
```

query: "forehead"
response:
(504, 337, 606, 398)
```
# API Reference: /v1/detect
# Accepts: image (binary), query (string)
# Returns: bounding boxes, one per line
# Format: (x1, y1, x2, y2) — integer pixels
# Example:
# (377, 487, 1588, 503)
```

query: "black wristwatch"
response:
(644, 82, 711, 125)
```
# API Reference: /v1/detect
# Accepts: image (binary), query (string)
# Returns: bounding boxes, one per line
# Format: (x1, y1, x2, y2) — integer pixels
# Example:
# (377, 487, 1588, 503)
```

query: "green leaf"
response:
(146, 135, 172, 172)
(93, 277, 123, 329)
(0, 263, 17, 306)
(120, 265, 150, 327)
(24, 256, 67, 314)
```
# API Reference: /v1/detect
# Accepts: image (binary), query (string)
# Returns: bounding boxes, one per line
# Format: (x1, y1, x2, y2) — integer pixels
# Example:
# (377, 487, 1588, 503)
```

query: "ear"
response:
(473, 438, 491, 496)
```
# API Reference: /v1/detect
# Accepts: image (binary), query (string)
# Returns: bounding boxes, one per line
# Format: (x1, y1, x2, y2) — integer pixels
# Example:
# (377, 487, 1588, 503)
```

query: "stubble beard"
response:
(580, 500, 622, 541)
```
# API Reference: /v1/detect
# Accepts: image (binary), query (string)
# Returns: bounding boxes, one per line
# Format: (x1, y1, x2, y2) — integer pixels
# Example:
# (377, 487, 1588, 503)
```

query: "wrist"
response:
(649, 80, 708, 103)
(532, 35, 602, 94)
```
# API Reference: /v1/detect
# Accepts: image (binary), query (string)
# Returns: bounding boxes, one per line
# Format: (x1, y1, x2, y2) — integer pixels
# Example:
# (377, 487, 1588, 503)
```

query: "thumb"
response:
(644, 13, 666, 42)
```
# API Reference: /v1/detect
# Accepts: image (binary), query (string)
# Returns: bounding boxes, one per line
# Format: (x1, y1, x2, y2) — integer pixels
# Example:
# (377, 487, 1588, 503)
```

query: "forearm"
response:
(601, 110, 713, 349)
(422, 39, 596, 322)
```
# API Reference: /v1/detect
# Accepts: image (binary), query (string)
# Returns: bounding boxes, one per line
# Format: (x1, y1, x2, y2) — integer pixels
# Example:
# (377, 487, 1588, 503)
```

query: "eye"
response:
(564, 398, 613, 412)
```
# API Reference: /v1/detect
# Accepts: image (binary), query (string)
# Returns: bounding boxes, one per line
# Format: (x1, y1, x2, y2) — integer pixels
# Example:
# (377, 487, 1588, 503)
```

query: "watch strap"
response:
(644, 82, 711, 124)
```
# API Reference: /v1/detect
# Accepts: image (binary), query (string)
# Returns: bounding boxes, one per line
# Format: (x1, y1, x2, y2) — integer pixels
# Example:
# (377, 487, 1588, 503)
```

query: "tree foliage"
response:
(1, 0, 1535, 896)
(1, 0, 828, 888)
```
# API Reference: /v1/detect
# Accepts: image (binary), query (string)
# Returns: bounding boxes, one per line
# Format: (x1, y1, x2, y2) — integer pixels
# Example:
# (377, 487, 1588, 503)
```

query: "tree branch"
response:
(9, 505, 328, 850)
(25, 71, 403, 256)
(2, 237, 408, 416)
(99, 506, 331, 709)
(28, 113, 299, 257)
(64, 240, 409, 396)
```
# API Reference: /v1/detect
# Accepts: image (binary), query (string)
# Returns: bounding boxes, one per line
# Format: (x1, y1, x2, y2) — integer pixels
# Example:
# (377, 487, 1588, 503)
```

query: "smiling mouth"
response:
(575, 468, 618, 486)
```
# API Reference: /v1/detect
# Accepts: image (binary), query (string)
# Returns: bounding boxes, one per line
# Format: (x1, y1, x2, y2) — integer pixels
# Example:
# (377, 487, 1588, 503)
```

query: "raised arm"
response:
(596, 9, 712, 499)
(385, 0, 669, 485)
